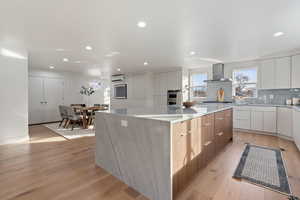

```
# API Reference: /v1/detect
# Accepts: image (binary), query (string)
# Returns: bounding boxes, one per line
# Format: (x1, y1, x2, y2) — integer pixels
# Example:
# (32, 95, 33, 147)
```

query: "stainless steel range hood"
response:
(204, 63, 231, 82)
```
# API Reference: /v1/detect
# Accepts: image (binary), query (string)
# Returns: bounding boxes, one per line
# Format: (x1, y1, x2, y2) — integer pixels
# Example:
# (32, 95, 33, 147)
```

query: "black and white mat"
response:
(233, 144, 292, 196)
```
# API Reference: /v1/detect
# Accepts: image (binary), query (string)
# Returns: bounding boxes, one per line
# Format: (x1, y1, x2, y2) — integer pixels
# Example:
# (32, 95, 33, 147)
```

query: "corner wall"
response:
(0, 53, 28, 145)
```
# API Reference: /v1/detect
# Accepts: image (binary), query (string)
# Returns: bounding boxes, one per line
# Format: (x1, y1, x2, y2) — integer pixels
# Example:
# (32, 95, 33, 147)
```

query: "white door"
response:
(275, 57, 291, 89)
(29, 77, 45, 124)
(277, 107, 293, 138)
(292, 55, 300, 88)
(260, 59, 275, 89)
(43, 78, 64, 122)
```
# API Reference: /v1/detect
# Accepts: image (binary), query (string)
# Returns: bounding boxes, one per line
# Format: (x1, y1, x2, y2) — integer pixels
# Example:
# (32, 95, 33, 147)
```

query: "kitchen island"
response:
(95, 104, 233, 200)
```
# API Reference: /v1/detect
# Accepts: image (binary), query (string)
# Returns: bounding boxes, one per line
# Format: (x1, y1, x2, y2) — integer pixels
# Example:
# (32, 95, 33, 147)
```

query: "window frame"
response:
(189, 72, 208, 100)
(232, 67, 258, 98)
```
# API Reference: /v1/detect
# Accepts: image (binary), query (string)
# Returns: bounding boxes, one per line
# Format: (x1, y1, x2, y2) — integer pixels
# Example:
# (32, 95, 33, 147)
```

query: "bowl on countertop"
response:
(183, 101, 196, 108)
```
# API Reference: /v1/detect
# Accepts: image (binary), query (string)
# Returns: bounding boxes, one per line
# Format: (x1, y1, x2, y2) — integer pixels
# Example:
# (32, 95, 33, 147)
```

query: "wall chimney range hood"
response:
(204, 63, 231, 82)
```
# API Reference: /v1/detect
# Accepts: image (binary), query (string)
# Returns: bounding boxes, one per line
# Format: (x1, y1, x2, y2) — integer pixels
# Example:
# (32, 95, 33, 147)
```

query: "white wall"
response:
(0, 52, 28, 145)
(29, 69, 110, 106)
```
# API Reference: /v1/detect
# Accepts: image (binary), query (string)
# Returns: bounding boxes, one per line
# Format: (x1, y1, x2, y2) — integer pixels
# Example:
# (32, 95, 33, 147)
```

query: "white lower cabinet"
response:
(251, 111, 264, 131)
(277, 107, 293, 138)
(263, 111, 277, 133)
(233, 107, 251, 129)
(233, 106, 277, 134)
(293, 110, 300, 151)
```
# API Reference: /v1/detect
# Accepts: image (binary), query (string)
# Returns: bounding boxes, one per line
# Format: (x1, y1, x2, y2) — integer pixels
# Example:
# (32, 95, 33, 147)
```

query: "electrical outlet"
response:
(121, 120, 128, 127)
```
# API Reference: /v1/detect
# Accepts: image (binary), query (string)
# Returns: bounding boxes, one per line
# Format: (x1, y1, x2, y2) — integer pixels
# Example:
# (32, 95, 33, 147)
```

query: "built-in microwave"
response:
(114, 84, 127, 99)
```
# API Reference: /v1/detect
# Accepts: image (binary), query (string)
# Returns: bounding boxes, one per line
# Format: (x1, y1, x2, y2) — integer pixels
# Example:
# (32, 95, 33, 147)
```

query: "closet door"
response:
(43, 78, 64, 122)
(29, 77, 45, 124)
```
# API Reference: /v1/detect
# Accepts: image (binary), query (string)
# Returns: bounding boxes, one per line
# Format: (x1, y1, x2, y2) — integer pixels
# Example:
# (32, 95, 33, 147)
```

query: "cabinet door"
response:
(277, 108, 293, 138)
(172, 121, 188, 197)
(233, 108, 251, 129)
(251, 111, 264, 131)
(292, 55, 300, 88)
(260, 59, 275, 89)
(186, 119, 200, 180)
(275, 57, 291, 89)
(263, 111, 277, 133)
(215, 111, 227, 153)
(224, 109, 233, 141)
(43, 78, 64, 122)
(29, 77, 45, 124)
(293, 110, 300, 151)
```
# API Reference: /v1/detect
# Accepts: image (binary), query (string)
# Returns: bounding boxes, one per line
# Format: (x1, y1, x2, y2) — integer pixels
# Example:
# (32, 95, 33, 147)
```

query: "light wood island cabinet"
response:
(172, 109, 233, 198)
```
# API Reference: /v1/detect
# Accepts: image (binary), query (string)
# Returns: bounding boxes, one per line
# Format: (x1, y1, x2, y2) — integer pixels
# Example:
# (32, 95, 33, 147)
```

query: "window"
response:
(190, 72, 208, 98)
(232, 68, 257, 98)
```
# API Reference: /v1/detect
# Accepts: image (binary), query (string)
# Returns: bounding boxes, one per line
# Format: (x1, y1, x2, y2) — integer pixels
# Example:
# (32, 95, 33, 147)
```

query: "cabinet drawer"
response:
(251, 106, 276, 112)
(215, 130, 227, 154)
(201, 114, 214, 127)
(224, 109, 232, 118)
(201, 140, 215, 167)
(234, 110, 251, 120)
(215, 111, 225, 135)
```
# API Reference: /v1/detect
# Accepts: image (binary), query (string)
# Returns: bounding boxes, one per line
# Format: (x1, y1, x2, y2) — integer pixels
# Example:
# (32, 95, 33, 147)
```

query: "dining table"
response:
(71, 106, 107, 129)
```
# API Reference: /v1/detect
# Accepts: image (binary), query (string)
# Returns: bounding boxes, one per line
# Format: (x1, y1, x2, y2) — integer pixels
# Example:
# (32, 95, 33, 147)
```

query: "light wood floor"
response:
(0, 126, 299, 200)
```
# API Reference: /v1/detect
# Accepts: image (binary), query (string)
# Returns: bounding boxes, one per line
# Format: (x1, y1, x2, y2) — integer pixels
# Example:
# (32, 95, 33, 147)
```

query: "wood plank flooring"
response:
(0, 126, 299, 200)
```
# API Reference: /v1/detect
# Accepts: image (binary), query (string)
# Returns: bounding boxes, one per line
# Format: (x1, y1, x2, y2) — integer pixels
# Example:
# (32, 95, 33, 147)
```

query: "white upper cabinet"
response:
(260, 57, 291, 89)
(260, 59, 276, 89)
(275, 57, 291, 89)
(277, 107, 293, 138)
(292, 55, 300, 88)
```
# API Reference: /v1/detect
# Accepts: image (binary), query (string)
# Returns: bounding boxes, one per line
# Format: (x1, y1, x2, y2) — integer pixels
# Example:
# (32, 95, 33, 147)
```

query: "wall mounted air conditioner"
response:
(111, 74, 125, 83)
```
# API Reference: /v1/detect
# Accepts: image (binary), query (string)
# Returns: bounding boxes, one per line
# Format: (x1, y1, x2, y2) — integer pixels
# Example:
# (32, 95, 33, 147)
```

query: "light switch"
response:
(121, 120, 128, 127)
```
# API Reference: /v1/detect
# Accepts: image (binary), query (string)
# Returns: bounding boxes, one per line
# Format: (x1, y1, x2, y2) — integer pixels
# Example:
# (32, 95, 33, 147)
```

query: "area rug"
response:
(233, 144, 291, 195)
(44, 123, 95, 140)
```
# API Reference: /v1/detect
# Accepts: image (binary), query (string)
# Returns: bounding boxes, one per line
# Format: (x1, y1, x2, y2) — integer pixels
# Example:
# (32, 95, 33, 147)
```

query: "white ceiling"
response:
(1, 0, 300, 77)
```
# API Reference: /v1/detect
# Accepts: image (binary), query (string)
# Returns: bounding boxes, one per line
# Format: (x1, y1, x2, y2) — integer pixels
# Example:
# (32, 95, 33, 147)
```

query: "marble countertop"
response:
(97, 104, 233, 123)
(233, 103, 300, 111)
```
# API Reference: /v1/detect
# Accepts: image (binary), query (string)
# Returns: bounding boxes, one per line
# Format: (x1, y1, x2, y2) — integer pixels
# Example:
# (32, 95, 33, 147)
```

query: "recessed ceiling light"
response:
(117, 68, 121, 71)
(85, 46, 93, 50)
(63, 58, 69, 62)
(190, 51, 196, 55)
(143, 62, 149, 66)
(49, 66, 55, 69)
(273, 32, 284, 37)
(137, 21, 147, 28)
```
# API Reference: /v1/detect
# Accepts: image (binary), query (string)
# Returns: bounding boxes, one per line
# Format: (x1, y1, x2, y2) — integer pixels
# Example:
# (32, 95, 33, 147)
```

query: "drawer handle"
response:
(204, 141, 212, 146)
(216, 118, 224, 120)
(217, 132, 224, 136)
(180, 133, 187, 137)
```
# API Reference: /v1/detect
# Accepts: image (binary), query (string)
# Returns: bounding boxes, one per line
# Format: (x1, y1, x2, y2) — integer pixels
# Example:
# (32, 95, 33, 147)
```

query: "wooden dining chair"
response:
(58, 105, 68, 128)
(65, 106, 83, 130)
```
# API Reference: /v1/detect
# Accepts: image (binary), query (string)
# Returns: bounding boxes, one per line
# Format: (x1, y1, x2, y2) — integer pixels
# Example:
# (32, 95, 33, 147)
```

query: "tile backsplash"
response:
(243, 89, 300, 105)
